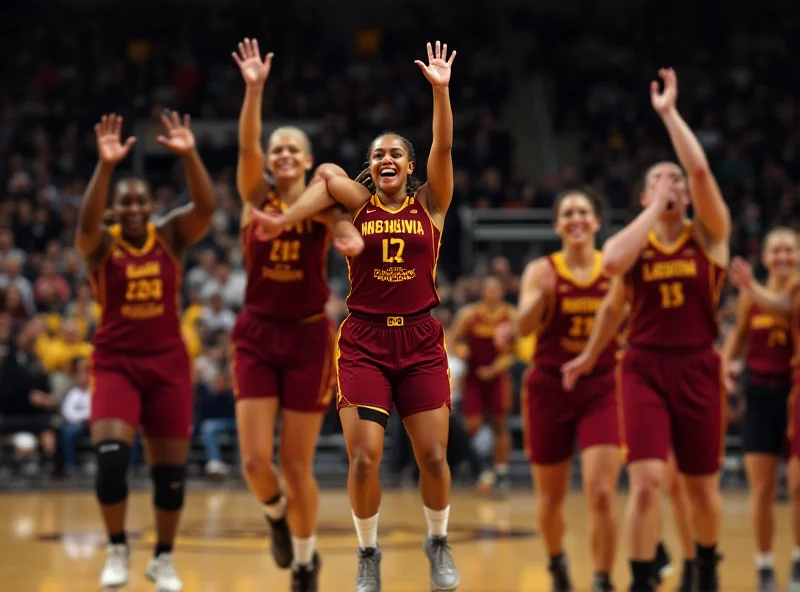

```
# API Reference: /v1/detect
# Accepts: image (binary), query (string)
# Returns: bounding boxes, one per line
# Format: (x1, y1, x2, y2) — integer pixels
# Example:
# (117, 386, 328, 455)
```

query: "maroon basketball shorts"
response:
(461, 373, 512, 417)
(618, 346, 724, 475)
(786, 368, 800, 459)
(231, 309, 336, 413)
(336, 312, 451, 419)
(522, 365, 620, 465)
(90, 344, 193, 439)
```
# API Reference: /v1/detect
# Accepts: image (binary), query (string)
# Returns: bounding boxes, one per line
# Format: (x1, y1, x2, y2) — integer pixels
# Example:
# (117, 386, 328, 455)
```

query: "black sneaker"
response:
(652, 542, 673, 584)
(267, 516, 293, 569)
(789, 558, 800, 592)
(291, 553, 320, 592)
(695, 553, 720, 592)
(548, 554, 573, 591)
(678, 559, 695, 592)
(591, 573, 614, 591)
(756, 566, 777, 592)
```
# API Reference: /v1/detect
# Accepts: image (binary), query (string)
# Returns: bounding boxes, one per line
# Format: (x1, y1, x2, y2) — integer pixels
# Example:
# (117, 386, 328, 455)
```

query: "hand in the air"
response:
(414, 41, 456, 88)
(156, 111, 196, 156)
(232, 38, 274, 87)
(94, 114, 136, 165)
(651, 68, 678, 116)
(728, 257, 754, 291)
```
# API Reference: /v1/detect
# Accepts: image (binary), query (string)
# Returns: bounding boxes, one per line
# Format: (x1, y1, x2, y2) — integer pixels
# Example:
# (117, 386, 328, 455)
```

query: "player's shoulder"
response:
(522, 255, 552, 278)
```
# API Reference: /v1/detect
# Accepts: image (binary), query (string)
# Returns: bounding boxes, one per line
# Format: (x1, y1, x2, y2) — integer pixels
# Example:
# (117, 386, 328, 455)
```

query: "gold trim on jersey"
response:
(615, 352, 629, 463)
(335, 314, 349, 407)
(371, 194, 413, 214)
(317, 317, 336, 406)
(648, 222, 691, 255)
(551, 251, 603, 287)
(110, 223, 158, 257)
(520, 366, 532, 461)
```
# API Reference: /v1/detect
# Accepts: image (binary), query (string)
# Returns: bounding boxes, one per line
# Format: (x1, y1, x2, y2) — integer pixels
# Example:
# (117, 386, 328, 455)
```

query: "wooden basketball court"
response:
(0, 488, 782, 591)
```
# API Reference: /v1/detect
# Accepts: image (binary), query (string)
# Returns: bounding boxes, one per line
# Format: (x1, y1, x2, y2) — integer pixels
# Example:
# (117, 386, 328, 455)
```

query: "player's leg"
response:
(460, 376, 491, 493)
(672, 349, 725, 592)
(575, 371, 622, 591)
(232, 342, 289, 568)
(619, 351, 671, 592)
(786, 385, 800, 591)
(523, 367, 577, 591)
(89, 353, 140, 588)
(277, 316, 336, 589)
(336, 317, 394, 592)
(655, 452, 695, 591)
(488, 374, 513, 496)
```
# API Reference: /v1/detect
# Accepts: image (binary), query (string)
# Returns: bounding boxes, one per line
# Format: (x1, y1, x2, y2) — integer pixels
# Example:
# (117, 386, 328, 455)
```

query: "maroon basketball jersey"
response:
(346, 194, 441, 316)
(534, 251, 617, 371)
(242, 193, 331, 321)
(90, 224, 183, 354)
(625, 223, 726, 350)
(746, 304, 792, 376)
(465, 304, 514, 373)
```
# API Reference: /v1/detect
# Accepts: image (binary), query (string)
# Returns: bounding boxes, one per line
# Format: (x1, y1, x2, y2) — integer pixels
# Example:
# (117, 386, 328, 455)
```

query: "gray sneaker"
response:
(790, 559, 800, 592)
(423, 535, 460, 591)
(355, 546, 381, 592)
(757, 567, 776, 592)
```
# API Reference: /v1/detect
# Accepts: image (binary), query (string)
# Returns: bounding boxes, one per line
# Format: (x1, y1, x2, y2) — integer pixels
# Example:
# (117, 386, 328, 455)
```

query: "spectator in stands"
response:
(0, 254, 35, 316)
(201, 291, 236, 334)
(60, 357, 91, 473)
(34, 260, 71, 308)
(199, 261, 246, 310)
(197, 370, 236, 478)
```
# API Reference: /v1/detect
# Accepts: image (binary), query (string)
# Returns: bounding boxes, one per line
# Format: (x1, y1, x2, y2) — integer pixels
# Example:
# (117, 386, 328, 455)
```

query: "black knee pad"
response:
(357, 406, 389, 428)
(151, 465, 186, 511)
(95, 440, 131, 505)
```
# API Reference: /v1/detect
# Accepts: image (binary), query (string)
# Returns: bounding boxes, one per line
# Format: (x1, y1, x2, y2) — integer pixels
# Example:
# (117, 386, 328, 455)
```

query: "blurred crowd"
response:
(0, 2, 776, 481)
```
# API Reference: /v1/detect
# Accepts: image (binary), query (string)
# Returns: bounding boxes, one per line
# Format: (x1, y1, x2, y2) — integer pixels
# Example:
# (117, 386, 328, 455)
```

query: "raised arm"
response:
(515, 258, 556, 338)
(156, 112, 215, 249)
(729, 257, 793, 315)
(561, 276, 627, 390)
(601, 177, 671, 276)
(652, 68, 730, 242)
(232, 38, 274, 203)
(414, 41, 456, 222)
(76, 114, 136, 264)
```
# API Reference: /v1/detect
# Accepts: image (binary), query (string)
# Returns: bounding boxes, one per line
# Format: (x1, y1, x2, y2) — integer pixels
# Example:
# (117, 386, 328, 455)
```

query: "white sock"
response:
(262, 495, 287, 521)
(352, 511, 378, 549)
(424, 505, 450, 537)
(292, 535, 316, 567)
(495, 464, 509, 476)
(756, 552, 774, 569)
(793, 546, 800, 561)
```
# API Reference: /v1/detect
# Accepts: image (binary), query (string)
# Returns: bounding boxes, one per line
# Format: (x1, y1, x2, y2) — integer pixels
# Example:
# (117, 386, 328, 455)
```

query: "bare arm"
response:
(653, 69, 730, 242)
(414, 41, 456, 219)
(575, 276, 627, 365)
(602, 177, 670, 276)
(515, 258, 555, 338)
(76, 114, 136, 263)
(729, 257, 793, 315)
(449, 304, 475, 358)
(318, 206, 365, 257)
(232, 38, 274, 203)
(720, 294, 751, 364)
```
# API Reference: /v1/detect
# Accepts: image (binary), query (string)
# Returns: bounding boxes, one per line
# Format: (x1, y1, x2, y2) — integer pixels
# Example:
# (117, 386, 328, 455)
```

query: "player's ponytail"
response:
(355, 163, 376, 195)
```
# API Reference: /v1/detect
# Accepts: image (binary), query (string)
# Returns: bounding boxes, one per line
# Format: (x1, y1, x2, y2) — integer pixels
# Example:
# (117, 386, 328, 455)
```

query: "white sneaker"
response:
(204, 459, 229, 477)
(146, 553, 183, 591)
(100, 544, 130, 587)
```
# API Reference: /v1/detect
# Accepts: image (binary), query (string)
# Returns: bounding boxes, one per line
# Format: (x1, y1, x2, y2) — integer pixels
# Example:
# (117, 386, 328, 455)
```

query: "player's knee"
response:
(241, 450, 274, 481)
(419, 444, 448, 479)
(95, 440, 131, 505)
(151, 465, 186, 511)
(586, 480, 615, 516)
(629, 472, 662, 511)
(490, 414, 508, 433)
(464, 416, 482, 436)
(536, 488, 567, 517)
(750, 478, 775, 507)
(279, 455, 314, 490)
(683, 477, 719, 513)
(350, 445, 380, 484)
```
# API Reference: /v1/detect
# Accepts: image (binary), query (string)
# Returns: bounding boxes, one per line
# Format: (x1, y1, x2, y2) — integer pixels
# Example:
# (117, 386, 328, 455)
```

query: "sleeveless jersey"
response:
(90, 224, 182, 354)
(745, 303, 792, 377)
(534, 251, 617, 371)
(625, 223, 726, 350)
(242, 193, 330, 321)
(346, 194, 441, 316)
(465, 303, 514, 374)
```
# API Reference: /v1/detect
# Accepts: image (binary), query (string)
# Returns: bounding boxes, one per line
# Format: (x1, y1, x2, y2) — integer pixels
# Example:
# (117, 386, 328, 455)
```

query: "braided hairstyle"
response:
(355, 132, 421, 198)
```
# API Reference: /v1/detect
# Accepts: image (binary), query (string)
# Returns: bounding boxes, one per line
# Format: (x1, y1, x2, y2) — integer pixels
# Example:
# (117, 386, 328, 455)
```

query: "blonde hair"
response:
(763, 226, 800, 251)
(267, 126, 312, 155)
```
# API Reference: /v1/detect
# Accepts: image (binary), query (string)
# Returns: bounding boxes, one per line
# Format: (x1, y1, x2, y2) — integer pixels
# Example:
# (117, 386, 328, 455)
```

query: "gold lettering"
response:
(567, 315, 594, 338)
(121, 303, 165, 319)
(125, 261, 161, 279)
(262, 267, 304, 282)
(125, 278, 163, 302)
(561, 297, 603, 315)
(751, 314, 786, 331)
(642, 259, 697, 282)
(382, 238, 405, 263)
(373, 267, 417, 282)
(269, 239, 301, 263)
(360, 219, 425, 236)
(659, 281, 685, 309)
(767, 328, 788, 347)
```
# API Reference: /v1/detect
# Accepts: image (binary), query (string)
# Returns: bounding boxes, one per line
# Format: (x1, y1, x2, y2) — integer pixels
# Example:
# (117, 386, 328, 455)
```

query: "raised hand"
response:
(414, 41, 456, 88)
(728, 257, 754, 291)
(651, 68, 678, 116)
(232, 38, 274, 87)
(251, 209, 286, 241)
(94, 114, 136, 165)
(333, 234, 364, 258)
(156, 111, 196, 156)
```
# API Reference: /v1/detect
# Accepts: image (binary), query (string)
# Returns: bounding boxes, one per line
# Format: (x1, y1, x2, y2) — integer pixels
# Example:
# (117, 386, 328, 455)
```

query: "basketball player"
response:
(728, 231, 800, 592)
(562, 68, 731, 592)
(230, 38, 364, 592)
(449, 276, 515, 496)
(252, 40, 458, 592)
(76, 112, 215, 591)
(515, 190, 621, 592)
